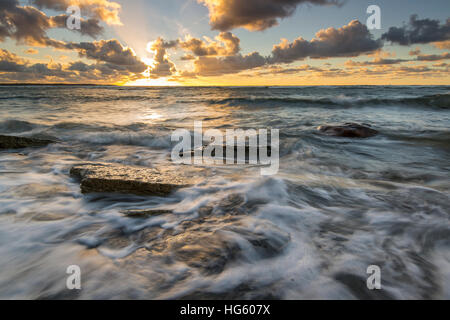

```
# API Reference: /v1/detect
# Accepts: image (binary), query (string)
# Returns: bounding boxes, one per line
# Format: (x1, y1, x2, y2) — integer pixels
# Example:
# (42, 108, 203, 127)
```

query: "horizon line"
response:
(0, 83, 448, 87)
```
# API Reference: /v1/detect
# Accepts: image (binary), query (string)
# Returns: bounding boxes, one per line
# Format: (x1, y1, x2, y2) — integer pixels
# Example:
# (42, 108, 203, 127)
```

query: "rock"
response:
(121, 209, 173, 218)
(317, 123, 378, 138)
(30, 213, 69, 222)
(197, 194, 247, 217)
(0, 135, 54, 150)
(119, 214, 290, 276)
(70, 162, 188, 196)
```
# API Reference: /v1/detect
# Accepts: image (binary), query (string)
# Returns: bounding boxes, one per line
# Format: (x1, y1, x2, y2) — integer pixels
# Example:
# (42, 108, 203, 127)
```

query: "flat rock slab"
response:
(0, 135, 54, 150)
(70, 163, 188, 196)
(317, 123, 378, 138)
(121, 209, 173, 218)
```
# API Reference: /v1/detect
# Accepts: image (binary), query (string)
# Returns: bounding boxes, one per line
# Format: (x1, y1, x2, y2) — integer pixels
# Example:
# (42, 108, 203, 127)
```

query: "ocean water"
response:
(0, 85, 449, 299)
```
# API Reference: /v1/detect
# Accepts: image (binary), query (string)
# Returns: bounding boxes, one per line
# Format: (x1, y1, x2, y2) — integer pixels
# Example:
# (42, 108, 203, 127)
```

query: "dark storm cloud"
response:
(269, 20, 382, 64)
(198, 0, 341, 31)
(50, 15, 104, 38)
(0, 0, 104, 46)
(0, 2, 62, 47)
(381, 15, 450, 46)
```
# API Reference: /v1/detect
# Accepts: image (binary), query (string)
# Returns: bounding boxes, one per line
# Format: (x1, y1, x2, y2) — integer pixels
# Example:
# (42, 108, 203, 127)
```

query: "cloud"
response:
(408, 48, 450, 61)
(152, 20, 383, 78)
(192, 52, 267, 76)
(253, 64, 323, 76)
(180, 54, 195, 61)
(0, 2, 146, 83)
(65, 40, 147, 73)
(0, 0, 104, 47)
(0, 48, 144, 83)
(25, 48, 39, 55)
(142, 32, 253, 78)
(0, 1, 64, 47)
(409, 48, 422, 56)
(179, 32, 240, 56)
(381, 15, 450, 46)
(146, 38, 177, 78)
(433, 41, 450, 50)
(68, 61, 94, 72)
(269, 20, 382, 63)
(0, 48, 75, 80)
(415, 52, 450, 61)
(0, 49, 27, 72)
(198, 0, 341, 31)
(345, 57, 409, 67)
(31, 0, 122, 25)
(50, 14, 104, 38)
(433, 62, 448, 68)
(258, 62, 449, 80)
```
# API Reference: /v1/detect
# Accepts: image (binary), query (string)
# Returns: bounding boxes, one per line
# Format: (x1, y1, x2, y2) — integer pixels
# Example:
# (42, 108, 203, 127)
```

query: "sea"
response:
(0, 85, 449, 299)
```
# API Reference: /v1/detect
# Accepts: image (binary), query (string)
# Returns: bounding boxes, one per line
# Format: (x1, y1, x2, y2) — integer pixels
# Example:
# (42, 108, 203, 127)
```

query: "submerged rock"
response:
(120, 214, 291, 276)
(317, 123, 378, 138)
(121, 209, 173, 218)
(0, 135, 54, 149)
(70, 162, 188, 196)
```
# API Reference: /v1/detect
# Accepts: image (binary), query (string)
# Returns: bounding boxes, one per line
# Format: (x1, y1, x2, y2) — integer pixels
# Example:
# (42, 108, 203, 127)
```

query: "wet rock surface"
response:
(317, 123, 378, 138)
(70, 162, 188, 196)
(0, 135, 54, 150)
(119, 213, 291, 277)
(121, 208, 173, 218)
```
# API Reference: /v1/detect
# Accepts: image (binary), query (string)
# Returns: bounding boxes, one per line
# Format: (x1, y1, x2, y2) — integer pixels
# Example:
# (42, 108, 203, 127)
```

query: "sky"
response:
(0, 0, 449, 85)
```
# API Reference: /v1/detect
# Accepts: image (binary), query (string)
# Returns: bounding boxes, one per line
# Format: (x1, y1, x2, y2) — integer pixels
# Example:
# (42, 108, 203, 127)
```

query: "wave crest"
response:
(206, 94, 450, 109)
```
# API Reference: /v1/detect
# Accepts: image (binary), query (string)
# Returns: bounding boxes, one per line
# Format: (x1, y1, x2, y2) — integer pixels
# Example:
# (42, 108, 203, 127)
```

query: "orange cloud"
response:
(32, 0, 122, 25)
(179, 32, 240, 57)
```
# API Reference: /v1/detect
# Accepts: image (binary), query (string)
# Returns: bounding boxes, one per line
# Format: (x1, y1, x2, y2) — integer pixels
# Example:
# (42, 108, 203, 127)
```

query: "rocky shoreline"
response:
(2, 124, 379, 198)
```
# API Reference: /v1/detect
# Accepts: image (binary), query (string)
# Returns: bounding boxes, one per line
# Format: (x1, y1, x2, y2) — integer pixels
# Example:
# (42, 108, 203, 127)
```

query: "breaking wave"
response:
(206, 93, 450, 109)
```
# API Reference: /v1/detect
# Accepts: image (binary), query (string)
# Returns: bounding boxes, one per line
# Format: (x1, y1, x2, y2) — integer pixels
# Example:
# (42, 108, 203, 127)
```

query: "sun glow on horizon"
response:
(124, 77, 180, 86)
